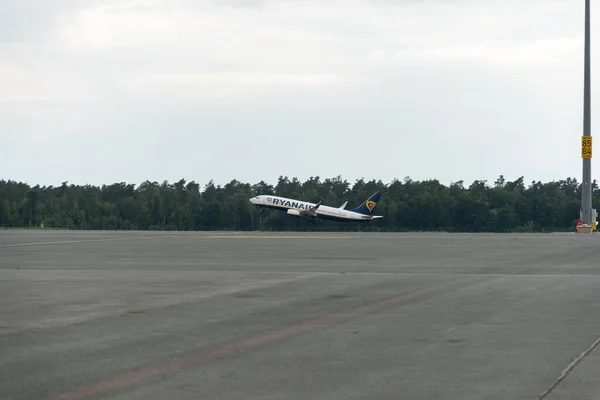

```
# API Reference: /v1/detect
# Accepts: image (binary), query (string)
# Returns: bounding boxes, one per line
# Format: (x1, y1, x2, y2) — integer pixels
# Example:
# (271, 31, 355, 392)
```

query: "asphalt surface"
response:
(1, 229, 600, 400)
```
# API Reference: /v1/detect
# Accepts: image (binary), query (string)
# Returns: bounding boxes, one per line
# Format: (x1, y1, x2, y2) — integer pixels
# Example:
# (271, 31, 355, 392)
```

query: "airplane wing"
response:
(301, 201, 321, 217)
(339, 201, 348, 209)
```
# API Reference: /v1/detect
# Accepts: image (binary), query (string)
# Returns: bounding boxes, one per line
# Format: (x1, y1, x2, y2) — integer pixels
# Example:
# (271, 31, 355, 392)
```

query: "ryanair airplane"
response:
(249, 192, 383, 222)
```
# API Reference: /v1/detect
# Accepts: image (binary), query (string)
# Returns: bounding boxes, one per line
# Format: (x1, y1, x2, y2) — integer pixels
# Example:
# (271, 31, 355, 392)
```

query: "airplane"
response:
(248, 192, 383, 222)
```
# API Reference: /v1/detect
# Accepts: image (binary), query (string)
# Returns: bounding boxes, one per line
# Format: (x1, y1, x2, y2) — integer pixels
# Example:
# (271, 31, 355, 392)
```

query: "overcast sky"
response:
(1, 0, 598, 188)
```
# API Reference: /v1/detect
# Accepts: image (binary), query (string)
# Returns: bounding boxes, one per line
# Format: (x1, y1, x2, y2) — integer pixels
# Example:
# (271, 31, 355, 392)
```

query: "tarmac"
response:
(1, 229, 600, 400)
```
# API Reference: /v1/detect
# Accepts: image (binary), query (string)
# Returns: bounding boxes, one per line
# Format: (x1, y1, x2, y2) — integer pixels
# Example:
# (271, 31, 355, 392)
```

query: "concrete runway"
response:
(1, 229, 600, 400)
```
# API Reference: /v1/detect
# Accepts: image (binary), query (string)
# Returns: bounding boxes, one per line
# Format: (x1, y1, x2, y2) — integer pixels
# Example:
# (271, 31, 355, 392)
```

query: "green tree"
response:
(0, 175, 597, 232)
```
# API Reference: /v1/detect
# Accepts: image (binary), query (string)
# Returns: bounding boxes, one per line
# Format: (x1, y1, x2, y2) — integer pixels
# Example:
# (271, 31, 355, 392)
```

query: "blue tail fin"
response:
(350, 192, 382, 216)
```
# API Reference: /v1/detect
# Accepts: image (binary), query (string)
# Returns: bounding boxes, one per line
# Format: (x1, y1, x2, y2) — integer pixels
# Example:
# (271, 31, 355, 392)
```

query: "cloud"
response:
(53, 0, 172, 49)
(0, 0, 588, 105)
(1, 0, 598, 187)
(386, 36, 581, 69)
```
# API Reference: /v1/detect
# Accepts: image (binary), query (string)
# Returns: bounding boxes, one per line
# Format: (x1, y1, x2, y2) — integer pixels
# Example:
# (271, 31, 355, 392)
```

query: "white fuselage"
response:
(249, 195, 376, 222)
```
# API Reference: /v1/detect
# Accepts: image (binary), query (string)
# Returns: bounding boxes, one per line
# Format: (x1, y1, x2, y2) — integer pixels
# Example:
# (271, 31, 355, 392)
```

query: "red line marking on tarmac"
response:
(47, 283, 448, 400)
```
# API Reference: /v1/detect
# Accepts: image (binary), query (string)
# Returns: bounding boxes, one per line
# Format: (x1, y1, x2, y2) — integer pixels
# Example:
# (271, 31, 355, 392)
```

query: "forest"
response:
(0, 175, 598, 232)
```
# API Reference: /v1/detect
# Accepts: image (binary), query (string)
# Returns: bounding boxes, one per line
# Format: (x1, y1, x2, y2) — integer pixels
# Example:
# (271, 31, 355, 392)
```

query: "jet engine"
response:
(287, 209, 301, 216)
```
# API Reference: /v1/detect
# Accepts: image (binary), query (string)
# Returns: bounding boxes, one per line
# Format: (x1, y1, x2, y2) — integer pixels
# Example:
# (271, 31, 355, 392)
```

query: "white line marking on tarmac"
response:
(0, 235, 172, 248)
(204, 235, 354, 239)
(538, 334, 600, 399)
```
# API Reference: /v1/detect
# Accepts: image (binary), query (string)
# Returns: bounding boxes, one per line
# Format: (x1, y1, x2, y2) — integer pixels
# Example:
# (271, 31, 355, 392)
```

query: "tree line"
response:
(0, 175, 597, 232)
